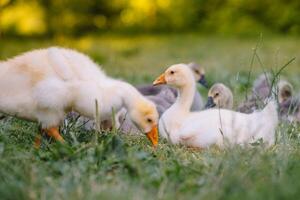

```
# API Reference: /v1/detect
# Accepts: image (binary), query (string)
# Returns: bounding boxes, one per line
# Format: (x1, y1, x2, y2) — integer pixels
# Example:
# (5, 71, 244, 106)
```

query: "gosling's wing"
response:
(47, 47, 74, 81)
(191, 91, 204, 111)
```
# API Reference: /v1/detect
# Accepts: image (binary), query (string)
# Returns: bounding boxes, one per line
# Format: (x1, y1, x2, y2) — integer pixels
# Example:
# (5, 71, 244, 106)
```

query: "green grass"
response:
(0, 34, 300, 199)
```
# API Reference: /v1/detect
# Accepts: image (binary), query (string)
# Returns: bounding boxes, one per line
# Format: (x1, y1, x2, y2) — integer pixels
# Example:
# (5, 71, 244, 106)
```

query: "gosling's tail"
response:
(258, 100, 279, 146)
(261, 100, 279, 127)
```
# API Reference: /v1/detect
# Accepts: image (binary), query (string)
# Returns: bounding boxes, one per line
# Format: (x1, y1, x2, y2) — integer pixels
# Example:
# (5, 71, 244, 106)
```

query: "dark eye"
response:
(147, 118, 153, 123)
(194, 70, 200, 74)
(170, 70, 175, 75)
(284, 91, 291, 97)
(215, 93, 219, 97)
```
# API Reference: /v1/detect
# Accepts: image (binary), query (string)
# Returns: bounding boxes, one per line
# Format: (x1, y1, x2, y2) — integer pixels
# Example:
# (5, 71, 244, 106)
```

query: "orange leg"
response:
(34, 134, 42, 149)
(44, 127, 65, 143)
(34, 127, 65, 149)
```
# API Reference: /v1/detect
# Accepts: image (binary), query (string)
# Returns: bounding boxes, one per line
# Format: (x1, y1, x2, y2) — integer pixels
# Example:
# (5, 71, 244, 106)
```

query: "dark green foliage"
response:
(1, 0, 300, 36)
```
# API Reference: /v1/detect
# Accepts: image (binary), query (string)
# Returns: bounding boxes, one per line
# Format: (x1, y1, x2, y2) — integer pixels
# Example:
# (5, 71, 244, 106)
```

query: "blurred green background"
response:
(1, 0, 300, 37)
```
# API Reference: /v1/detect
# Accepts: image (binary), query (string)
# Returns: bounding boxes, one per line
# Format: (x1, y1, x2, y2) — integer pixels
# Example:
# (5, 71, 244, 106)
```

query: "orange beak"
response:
(146, 125, 159, 147)
(153, 73, 167, 86)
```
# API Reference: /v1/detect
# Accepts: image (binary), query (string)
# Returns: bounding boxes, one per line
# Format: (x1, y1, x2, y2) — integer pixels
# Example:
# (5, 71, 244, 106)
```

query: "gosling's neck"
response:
(175, 81, 196, 112)
(114, 79, 143, 111)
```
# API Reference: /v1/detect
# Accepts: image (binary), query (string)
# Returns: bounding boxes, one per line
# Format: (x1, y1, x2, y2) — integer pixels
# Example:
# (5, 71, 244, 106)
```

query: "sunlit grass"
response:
(0, 34, 299, 199)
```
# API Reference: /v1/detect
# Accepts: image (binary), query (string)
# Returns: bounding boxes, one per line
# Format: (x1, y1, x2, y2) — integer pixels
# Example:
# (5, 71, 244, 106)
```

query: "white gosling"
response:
(137, 62, 206, 112)
(116, 62, 206, 134)
(0, 47, 159, 146)
(205, 83, 233, 109)
(153, 64, 278, 148)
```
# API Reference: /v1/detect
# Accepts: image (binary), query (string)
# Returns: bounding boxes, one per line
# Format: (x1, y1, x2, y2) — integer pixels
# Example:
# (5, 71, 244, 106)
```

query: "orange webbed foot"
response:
(44, 127, 65, 143)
